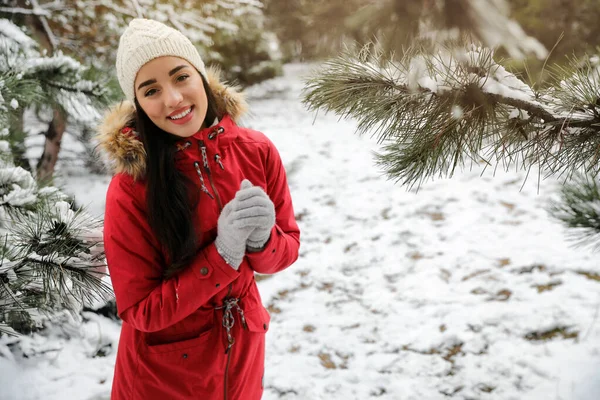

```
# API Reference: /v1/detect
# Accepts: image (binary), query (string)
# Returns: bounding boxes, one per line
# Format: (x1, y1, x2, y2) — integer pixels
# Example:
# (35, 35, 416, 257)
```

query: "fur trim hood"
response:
(96, 67, 248, 180)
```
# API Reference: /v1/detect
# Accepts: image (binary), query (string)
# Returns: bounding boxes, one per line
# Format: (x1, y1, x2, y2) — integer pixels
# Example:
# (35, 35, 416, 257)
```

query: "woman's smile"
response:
(167, 105, 195, 125)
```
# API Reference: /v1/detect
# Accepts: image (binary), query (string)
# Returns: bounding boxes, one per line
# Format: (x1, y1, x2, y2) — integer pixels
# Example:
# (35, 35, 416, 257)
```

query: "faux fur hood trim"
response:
(96, 67, 248, 180)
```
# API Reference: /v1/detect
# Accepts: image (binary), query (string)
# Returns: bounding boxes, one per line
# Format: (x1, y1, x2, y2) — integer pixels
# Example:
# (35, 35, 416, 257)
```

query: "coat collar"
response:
(96, 67, 248, 181)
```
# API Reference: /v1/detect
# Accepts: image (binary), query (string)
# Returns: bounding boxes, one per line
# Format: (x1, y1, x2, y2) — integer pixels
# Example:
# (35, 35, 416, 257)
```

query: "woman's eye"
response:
(177, 74, 189, 82)
(144, 88, 157, 97)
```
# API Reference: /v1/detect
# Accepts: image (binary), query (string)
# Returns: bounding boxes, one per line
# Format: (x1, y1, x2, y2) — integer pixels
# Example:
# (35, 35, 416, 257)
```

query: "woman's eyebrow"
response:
(168, 65, 188, 76)
(137, 65, 189, 91)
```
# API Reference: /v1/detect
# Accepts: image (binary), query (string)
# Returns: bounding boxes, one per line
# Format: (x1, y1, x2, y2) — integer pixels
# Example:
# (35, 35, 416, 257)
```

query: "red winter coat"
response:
(97, 69, 300, 400)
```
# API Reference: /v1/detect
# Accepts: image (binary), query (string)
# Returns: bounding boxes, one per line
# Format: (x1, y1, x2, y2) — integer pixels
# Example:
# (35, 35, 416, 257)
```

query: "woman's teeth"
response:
(169, 107, 192, 120)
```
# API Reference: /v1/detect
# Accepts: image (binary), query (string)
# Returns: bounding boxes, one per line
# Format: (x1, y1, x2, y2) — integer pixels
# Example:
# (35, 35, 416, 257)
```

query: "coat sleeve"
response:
(245, 139, 300, 274)
(103, 174, 239, 332)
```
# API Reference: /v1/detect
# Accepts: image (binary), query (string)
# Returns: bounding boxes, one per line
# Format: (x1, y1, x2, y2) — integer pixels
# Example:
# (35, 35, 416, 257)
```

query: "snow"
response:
(0, 19, 35, 48)
(53, 201, 76, 225)
(451, 105, 463, 119)
(480, 63, 536, 102)
(0, 166, 38, 207)
(1, 63, 598, 400)
(404, 47, 544, 113)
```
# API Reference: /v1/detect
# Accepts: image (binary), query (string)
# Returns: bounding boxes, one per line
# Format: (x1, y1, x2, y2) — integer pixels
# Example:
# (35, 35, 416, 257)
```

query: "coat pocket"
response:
(133, 326, 223, 399)
(144, 325, 213, 354)
(243, 306, 271, 333)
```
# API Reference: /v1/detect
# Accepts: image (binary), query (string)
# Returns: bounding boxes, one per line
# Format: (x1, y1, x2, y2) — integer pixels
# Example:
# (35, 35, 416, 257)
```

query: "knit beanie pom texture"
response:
(116, 18, 207, 103)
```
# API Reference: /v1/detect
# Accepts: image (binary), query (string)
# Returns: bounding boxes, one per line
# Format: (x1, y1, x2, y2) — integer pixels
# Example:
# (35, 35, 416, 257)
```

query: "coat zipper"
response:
(199, 140, 223, 211)
(223, 282, 234, 400)
(199, 139, 233, 399)
(224, 350, 232, 400)
(194, 162, 214, 199)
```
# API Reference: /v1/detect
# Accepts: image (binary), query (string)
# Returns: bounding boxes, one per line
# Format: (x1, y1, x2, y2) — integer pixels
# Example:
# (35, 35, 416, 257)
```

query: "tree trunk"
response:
(36, 109, 66, 183)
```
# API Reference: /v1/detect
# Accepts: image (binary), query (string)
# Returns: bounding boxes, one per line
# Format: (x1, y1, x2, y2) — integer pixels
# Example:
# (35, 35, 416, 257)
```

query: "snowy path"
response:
(1, 63, 599, 400)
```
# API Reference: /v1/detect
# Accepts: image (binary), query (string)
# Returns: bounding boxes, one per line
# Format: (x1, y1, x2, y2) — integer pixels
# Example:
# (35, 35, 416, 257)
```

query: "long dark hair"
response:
(134, 72, 220, 277)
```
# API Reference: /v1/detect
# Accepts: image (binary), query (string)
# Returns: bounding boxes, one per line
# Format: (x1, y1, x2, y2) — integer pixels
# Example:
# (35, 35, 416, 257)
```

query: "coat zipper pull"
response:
(198, 140, 224, 211)
(200, 142, 210, 169)
(194, 162, 214, 199)
(215, 154, 225, 170)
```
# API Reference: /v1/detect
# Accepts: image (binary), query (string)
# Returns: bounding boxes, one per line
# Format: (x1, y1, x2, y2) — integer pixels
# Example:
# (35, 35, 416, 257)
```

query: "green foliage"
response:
(205, 13, 282, 86)
(301, 1, 600, 250)
(0, 42, 44, 129)
(18, 54, 113, 123)
(0, 34, 112, 333)
(303, 44, 600, 189)
(548, 174, 600, 250)
(0, 17, 119, 174)
(0, 171, 111, 336)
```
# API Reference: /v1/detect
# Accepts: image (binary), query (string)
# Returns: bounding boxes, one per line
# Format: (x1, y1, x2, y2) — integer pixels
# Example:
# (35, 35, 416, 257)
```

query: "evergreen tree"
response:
(0, 13, 116, 180)
(205, 9, 282, 86)
(302, 0, 600, 246)
(0, 34, 111, 336)
(549, 173, 600, 251)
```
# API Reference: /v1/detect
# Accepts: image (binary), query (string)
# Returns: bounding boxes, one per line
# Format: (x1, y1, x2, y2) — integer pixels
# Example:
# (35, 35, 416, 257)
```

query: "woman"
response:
(97, 18, 300, 400)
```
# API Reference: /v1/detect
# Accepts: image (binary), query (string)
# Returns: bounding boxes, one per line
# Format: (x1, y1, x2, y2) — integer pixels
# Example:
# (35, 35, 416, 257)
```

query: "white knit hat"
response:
(116, 18, 207, 103)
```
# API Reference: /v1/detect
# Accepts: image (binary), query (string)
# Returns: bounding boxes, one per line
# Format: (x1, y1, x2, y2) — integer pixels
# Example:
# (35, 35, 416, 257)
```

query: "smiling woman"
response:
(97, 18, 300, 400)
(135, 59, 209, 137)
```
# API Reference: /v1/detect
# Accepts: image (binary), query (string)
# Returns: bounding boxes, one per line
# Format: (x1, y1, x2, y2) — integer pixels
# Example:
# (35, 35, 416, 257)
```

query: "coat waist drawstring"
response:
(215, 298, 247, 354)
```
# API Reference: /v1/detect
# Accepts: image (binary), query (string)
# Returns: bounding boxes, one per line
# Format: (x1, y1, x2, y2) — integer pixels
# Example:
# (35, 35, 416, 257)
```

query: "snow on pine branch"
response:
(15, 52, 108, 122)
(548, 174, 600, 251)
(0, 152, 110, 334)
(303, 43, 600, 187)
(0, 19, 35, 49)
(306, 44, 557, 128)
(0, 166, 37, 209)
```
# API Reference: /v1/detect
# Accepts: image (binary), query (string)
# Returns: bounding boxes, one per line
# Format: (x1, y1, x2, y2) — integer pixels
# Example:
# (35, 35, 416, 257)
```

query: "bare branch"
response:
(0, 7, 50, 16)
(28, 0, 57, 52)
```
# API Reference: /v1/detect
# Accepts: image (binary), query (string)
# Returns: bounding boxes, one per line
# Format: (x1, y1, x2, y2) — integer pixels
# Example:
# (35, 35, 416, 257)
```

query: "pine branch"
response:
(303, 44, 600, 187)
(0, 323, 17, 336)
(0, 166, 111, 334)
(548, 175, 600, 251)
(483, 93, 556, 123)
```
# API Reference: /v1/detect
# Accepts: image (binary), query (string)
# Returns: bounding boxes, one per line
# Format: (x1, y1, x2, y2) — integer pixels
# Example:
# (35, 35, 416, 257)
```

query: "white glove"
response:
(215, 180, 274, 269)
(233, 181, 276, 250)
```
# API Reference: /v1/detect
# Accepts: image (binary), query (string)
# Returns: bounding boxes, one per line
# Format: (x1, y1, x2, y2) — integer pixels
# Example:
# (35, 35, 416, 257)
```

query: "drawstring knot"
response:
(215, 298, 247, 353)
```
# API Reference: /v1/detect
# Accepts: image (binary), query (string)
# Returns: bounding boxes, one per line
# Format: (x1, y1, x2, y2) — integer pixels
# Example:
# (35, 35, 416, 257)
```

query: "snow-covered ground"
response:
(1, 63, 598, 400)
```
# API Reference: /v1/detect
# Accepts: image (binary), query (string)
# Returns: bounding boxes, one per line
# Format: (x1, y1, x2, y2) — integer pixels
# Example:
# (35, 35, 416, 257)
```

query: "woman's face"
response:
(134, 56, 208, 138)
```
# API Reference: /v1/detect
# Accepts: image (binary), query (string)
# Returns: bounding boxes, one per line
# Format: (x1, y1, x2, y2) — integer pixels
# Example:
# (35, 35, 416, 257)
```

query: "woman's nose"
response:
(164, 87, 183, 107)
